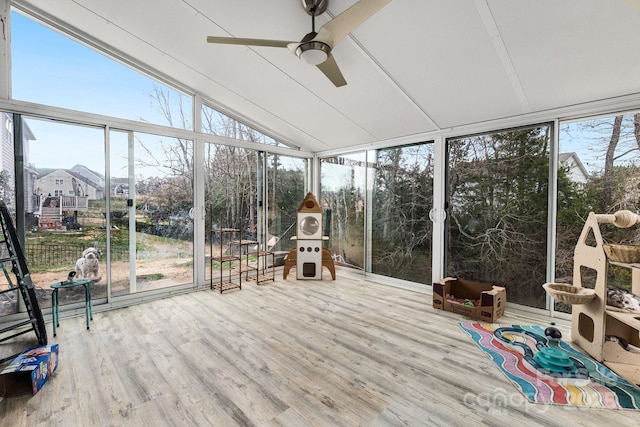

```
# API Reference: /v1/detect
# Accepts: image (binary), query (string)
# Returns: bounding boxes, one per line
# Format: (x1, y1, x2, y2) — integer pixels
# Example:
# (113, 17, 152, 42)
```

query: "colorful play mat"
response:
(459, 322, 640, 409)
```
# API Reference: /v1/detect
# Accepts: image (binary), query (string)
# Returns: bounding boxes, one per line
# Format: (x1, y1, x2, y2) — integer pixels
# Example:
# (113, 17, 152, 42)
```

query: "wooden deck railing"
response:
(37, 195, 89, 212)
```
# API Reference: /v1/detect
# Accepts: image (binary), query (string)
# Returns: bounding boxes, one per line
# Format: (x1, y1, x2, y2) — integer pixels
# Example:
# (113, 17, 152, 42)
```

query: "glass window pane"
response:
(202, 103, 294, 148)
(0, 112, 18, 317)
(447, 126, 551, 308)
(11, 10, 192, 130)
(266, 154, 307, 255)
(369, 143, 434, 283)
(109, 131, 194, 296)
(556, 113, 640, 313)
(21, 117, 107, 310)
(204, 142, 259, 285)
(320, 153, 367, 269)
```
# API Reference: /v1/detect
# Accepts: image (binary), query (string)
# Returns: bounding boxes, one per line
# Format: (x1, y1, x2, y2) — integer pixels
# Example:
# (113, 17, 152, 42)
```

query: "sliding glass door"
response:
(10, 116, 107, 312)
(446, 125, 551, 308)
(265, 154, 307, 255)
(320, 153, 367, 269)
(368, 143, 434, 284)
(109, 130, 193, 296)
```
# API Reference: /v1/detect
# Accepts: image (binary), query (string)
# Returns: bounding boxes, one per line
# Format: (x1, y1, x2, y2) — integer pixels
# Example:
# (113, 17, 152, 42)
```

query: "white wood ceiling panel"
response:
(489, 0, 640, 111)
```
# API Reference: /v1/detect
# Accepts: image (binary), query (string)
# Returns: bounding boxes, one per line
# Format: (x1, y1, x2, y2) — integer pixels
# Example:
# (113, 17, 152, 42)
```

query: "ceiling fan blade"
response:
(287, 42, 302, 53)
(207, 36, 293, 48)
(319, 0, 391, 46)
(317, 55, 347, 87)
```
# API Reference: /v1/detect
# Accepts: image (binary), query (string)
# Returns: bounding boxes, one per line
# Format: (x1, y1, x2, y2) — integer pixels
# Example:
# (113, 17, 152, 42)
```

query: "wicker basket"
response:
(542, 283, 596, 305)
(603, 243, 640, 263)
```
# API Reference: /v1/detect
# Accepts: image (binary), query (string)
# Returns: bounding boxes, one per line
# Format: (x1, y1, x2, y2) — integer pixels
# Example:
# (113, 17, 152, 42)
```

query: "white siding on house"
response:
(559, 152, 589, 185)
(37, 169, 99, 199)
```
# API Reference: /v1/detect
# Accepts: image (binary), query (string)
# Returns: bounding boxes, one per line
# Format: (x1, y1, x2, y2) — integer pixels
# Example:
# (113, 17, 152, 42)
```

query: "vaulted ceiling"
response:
(14, 0, 640, 153)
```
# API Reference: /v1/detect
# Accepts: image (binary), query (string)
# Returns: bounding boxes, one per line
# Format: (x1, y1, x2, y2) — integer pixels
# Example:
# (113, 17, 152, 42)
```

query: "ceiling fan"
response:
(206, 0, 391, 87)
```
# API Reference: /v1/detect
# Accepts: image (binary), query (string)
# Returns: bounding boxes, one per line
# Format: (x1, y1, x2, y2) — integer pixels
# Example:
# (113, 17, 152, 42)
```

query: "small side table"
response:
(50, 278, 93, 337)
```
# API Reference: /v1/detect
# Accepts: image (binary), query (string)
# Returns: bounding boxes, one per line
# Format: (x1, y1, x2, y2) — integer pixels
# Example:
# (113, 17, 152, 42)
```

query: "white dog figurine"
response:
(75, 247, 102, 282)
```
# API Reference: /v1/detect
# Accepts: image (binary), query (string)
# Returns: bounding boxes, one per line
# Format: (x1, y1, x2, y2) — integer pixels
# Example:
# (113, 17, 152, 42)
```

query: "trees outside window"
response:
(320, 154, 367, 269)
(369, 143, 434, 283)
(447, 126, 551, 308)
(555, 113, 640, 313)
(202, 111, 307, 283)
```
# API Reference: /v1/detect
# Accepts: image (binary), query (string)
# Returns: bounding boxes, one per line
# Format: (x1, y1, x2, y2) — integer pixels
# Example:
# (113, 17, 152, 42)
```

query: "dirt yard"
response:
(1, 247, 194, 315)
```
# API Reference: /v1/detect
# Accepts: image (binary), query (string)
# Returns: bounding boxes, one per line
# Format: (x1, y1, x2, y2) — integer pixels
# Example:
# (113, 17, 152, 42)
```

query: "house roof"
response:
(37, 167, 104, 190)
(13, 0, 640, 153)
(559, 152, 590, 181)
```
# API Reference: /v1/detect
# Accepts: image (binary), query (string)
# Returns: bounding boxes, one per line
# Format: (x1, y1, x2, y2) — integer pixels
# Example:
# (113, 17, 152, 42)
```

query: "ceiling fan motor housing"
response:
(302, 0, 328, 16)
(296, 40, 331, 65)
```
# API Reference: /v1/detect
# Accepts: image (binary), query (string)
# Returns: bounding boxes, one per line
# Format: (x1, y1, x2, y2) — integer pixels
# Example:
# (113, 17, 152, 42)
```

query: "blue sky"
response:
(560, 117, 640, 176)
(11, 12, 167, 122)
(11, 11, 189, 176)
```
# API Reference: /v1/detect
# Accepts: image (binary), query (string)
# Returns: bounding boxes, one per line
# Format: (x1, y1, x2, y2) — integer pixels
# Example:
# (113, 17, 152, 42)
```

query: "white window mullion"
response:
(0, 0, 10, 100)
(431, 135, 446, 284)
(193, 93, 205, 288)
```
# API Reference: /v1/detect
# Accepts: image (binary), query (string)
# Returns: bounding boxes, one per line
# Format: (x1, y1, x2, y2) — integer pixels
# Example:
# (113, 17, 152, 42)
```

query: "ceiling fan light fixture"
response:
(296, 41, 330, 65)
(206, 0, 390, 87)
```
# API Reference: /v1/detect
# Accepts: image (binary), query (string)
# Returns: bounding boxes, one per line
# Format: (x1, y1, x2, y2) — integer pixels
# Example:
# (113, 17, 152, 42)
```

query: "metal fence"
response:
(25, 243, 127, 268)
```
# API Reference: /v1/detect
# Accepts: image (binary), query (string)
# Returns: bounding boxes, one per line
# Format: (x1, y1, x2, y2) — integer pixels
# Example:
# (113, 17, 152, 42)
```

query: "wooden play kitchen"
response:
(545, 209, 640, 385)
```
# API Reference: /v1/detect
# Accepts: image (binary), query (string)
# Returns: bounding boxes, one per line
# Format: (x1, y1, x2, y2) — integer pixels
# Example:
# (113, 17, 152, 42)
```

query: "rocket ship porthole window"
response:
(299, 216, 320, 236)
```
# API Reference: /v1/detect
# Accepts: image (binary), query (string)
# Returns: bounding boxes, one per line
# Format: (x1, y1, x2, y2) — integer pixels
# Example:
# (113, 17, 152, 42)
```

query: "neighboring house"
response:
(24, 164, 39, 214)
(0, 113, 15, 188)
(70, 164, 105, 191)
(35, 167, 103, 229)
(111, 177, 129, 196)
(22, 122, 39, 214)
(558, 152, 590, 185)
(36, 168, 104, 200)
(0, 112, 39, 214)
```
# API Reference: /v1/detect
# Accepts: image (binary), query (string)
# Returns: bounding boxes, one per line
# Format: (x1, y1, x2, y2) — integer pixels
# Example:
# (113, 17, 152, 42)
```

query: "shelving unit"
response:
(209, 212, 275, 292)
(233, 238, 258, 282)
(210, 226, 242, 293)
(247, 249, 275, 284)
(571, 211, 640, 385)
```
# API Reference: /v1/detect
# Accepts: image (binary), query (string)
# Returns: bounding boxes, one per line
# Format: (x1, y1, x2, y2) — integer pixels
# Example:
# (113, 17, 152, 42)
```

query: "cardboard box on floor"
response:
(433, 277, 506, 322)
(0, 344, 59, 397)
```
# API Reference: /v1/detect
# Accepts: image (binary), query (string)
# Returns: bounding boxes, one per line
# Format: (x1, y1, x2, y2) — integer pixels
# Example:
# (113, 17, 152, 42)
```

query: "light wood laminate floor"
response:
(0, 270, 636, 426)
